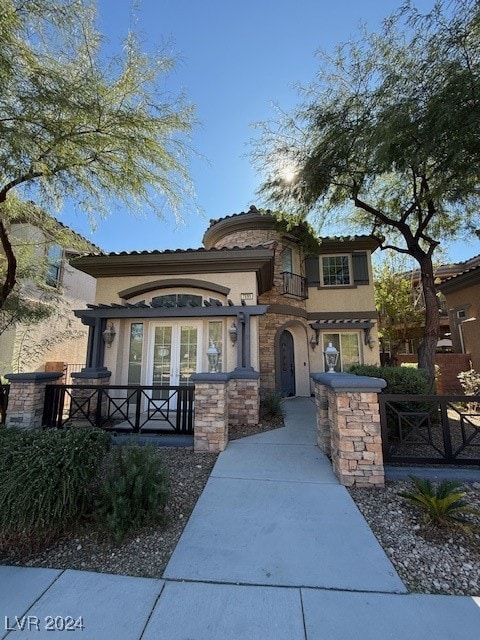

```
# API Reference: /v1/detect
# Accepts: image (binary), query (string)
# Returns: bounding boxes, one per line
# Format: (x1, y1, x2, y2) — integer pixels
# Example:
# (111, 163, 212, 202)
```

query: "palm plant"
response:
(399, 476, 480, 533)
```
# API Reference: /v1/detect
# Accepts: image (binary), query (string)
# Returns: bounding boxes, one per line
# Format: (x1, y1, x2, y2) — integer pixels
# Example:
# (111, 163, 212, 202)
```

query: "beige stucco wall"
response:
(444, 282, 480, 371)
(0, 223, 96, 376)
(94, 271, 259, 306)
(306, 251, 376, 314)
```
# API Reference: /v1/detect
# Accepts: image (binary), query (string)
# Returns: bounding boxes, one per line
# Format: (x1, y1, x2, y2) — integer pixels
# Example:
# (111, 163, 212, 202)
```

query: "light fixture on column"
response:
(229, 321, 238, 345)
(324, 342, 339, 373)
(102, 323, 116, 348)
(310, 334, 318, 350)
(206, 342, 219, 372)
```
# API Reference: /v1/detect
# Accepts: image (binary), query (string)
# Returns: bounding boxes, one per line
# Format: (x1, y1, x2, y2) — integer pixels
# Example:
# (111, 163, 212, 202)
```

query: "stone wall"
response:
(4, 372, 64, 429)
(191, 373, 229, 453)
(311, 373, 386, 488)
(228, 376, 260, 426)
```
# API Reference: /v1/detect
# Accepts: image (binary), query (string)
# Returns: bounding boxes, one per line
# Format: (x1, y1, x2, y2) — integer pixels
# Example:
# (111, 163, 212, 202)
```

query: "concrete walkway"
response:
(1, 397, 479, 639)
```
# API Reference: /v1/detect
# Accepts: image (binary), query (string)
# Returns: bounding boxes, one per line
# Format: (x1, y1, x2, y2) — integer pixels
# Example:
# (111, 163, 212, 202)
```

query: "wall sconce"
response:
(102, 323, 116, 348)
(324, 342, 339, 373)
(229, 322, 238, 345)
(206, 342, 219, 372)
(364, 327, 376, 350)
(310, 334, 318, 350)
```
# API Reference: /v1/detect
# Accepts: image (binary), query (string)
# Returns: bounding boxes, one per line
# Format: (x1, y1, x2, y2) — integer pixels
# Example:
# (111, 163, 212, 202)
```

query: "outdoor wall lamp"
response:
(102, 323, 116, 348)
(206, 342, 219, 372)
(229, 321, 238, 345)
(324, 342, 339, 373)
(310, 334, 318, 350)
(364, 327, 376, 350)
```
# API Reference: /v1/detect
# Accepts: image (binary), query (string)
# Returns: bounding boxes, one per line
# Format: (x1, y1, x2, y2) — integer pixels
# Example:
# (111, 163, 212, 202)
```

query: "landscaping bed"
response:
(1, 419, 479, 596)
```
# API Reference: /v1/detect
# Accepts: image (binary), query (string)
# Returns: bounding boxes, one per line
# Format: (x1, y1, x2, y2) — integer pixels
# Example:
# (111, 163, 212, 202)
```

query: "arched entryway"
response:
(279, 330, 296, 396)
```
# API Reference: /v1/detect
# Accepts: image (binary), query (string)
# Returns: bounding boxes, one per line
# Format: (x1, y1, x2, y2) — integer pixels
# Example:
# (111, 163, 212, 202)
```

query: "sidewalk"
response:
(1, 397, 479, 639)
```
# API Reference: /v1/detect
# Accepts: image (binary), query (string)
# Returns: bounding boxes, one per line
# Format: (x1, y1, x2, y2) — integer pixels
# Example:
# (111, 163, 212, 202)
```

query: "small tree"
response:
(374, 252, 424, 363)
(253, 0, 480, 386)
(0, 0, 196, 309)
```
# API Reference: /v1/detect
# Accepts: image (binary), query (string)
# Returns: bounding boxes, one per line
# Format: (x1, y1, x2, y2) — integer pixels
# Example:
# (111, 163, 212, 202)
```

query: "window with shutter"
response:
(305, 256, 320, 285)
(352, 252, 369, 285)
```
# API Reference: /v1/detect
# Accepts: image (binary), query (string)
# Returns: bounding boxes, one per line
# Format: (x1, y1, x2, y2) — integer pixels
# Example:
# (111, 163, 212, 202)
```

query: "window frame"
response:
(321, 331, 361, 372)
(45, 244, 63, 289)
(320, 254, 352, 287)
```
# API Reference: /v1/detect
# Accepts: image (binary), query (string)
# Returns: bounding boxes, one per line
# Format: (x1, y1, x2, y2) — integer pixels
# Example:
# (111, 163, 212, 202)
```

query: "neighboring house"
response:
(72, 207, 381, 397)
(380, 253, 480, 360)
(0, 216, 99, 377)
(438, 261, 480, 372)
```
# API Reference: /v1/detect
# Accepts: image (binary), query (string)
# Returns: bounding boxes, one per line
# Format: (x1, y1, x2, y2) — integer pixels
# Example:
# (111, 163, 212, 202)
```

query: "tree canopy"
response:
(0, 0, 196, 308)
(253, 0, 480, 384)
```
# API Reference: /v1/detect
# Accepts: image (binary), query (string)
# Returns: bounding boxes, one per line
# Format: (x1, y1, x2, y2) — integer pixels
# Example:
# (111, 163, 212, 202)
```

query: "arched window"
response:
(151, 294, 203, 308)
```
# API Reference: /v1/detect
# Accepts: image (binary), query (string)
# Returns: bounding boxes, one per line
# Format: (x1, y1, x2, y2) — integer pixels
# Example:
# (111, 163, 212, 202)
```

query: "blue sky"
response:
(57, 0, 479, 263)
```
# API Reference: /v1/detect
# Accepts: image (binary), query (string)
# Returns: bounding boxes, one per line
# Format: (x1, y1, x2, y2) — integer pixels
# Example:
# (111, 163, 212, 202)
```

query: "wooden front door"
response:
(280, 330, 295, 396)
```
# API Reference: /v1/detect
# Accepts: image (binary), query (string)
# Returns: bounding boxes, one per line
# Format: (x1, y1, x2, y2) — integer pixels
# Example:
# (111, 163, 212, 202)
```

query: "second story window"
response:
(321, 255, 350, 286)
(46, 245, 63, 288)
(282, 247, 293, 273)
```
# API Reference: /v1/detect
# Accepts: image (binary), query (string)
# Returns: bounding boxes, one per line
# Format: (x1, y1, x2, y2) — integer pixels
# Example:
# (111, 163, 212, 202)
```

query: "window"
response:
(321, 255, 350, 286)
(151, 294, 203, 308)
(282, 247, 293, 273)
(45, 245, 63, 288)
(322, 333, 360, 372)
(127, 323, 144, 384)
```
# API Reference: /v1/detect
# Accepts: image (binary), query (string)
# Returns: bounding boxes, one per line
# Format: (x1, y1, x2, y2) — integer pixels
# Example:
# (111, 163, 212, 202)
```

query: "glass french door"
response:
(151, 323, 200, 386)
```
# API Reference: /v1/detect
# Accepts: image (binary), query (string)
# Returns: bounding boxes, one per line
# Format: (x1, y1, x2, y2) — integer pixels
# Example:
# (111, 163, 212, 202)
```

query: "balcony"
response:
(281, 272, 308, 300)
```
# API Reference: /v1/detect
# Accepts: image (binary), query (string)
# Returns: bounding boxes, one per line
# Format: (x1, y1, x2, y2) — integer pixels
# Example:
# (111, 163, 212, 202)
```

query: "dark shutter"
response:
(305, 256, 320, 285)
(352, 252, 369, 285)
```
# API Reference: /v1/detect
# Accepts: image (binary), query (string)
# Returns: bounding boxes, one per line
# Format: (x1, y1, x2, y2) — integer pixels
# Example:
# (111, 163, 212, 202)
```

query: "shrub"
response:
(349, 364, 431, 394)
(399, 476, 480, 533)
(260, 391, 285, 422)
(95, 444, 169, 544)
(0, 427, 110, 550)
(457, 369, 480, 396)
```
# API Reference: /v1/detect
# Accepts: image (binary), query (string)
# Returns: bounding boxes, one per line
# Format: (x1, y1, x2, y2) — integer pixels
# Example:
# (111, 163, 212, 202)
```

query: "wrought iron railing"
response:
(379, 394, 480, 465)
(43, 384, 194, 435)
(281, 272, 308, 299)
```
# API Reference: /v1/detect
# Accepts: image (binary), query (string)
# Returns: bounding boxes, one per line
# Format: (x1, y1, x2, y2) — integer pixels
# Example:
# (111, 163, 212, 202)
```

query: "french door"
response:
(147, 323, 201, 410)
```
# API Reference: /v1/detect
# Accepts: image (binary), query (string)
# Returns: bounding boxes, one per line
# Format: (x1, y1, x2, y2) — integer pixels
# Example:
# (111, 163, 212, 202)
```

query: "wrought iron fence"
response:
(0, 384, 9, 424)
(379, 394, 480, 465)
(43, 384, 194, 435)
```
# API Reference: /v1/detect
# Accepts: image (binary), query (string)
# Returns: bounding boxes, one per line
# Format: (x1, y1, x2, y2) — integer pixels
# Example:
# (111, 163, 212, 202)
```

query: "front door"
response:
(280, 330, 295, 396)
(148, 323, 201, 408)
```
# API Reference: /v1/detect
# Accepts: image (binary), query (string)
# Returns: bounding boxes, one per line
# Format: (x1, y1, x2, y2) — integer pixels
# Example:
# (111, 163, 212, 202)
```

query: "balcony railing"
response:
(281, 272, 308, 300)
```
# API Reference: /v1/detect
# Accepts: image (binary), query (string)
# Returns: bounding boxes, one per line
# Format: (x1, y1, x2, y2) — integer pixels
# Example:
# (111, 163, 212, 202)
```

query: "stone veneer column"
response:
(228, 371, 260, 427)
(311, 372, 386, 488)
(190, 373, 229, 453)
(4, 371, 64, 429)
(70, 367, 111, 422)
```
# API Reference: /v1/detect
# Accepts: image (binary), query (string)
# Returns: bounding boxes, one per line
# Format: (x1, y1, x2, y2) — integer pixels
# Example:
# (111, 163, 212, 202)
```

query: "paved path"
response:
(1, 397, 479, 639)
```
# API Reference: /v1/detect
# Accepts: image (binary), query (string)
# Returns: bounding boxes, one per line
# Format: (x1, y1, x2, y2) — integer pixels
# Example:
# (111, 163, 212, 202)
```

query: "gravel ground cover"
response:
(1, 419, 479, 596)
(349, 480, 480, 596)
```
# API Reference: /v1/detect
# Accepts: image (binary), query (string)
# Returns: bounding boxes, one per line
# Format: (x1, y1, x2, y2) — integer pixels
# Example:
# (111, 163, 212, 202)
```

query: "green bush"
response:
(95, 444, 169, 544)
(349, 364, 431, 394)
(0, 427, 110, 550)
(399, 476, 480, 533)
(260, 391, 285, 422)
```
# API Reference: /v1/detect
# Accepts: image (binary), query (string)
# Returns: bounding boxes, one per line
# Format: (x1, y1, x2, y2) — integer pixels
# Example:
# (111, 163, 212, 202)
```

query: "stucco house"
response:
(0, 214, 98, 378)
(71, 207, 381, 396)
(438, 259, 480, 372)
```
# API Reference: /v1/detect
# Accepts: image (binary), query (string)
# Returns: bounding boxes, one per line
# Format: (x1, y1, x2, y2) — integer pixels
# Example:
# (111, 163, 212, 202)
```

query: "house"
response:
(438, 260, 480, 372)
(71, 207, 380, 396)
(0, 213, 99, 378)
